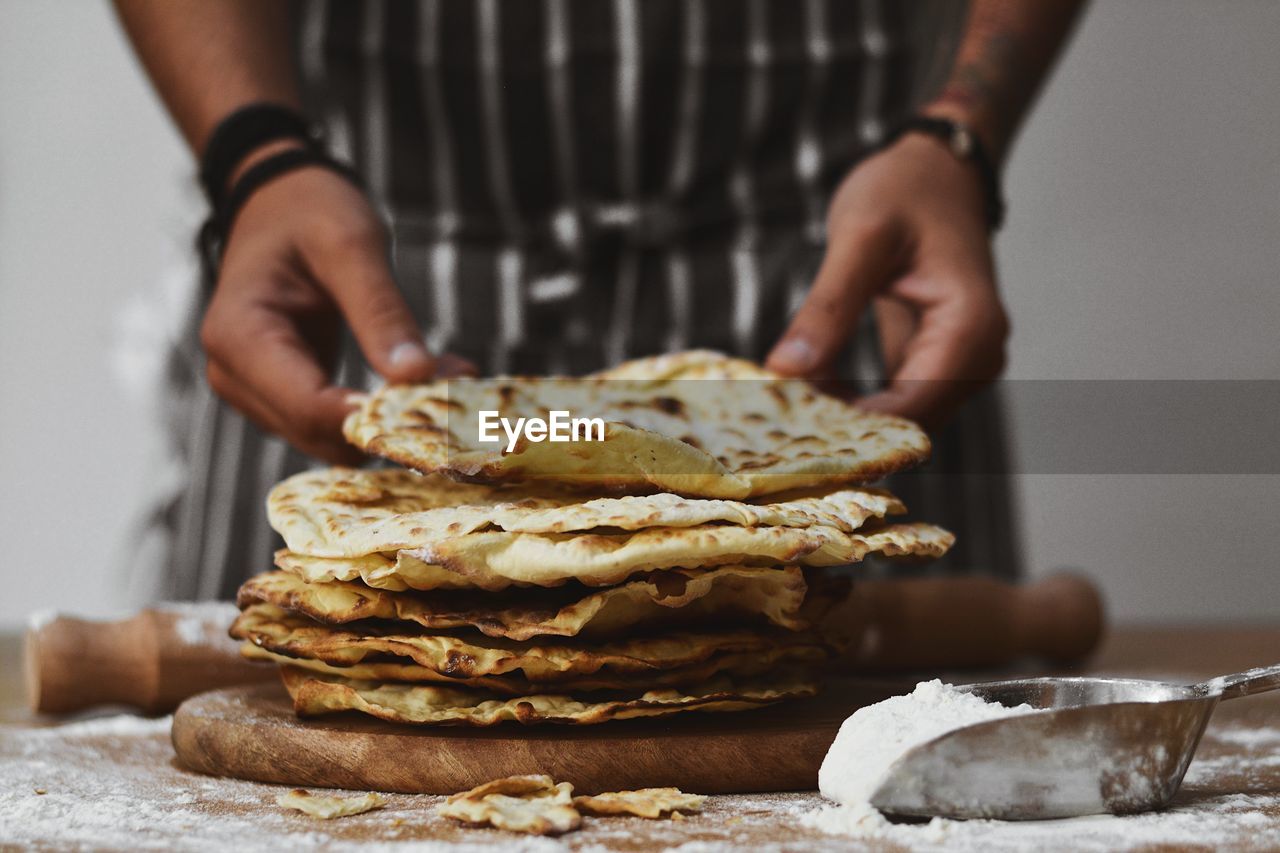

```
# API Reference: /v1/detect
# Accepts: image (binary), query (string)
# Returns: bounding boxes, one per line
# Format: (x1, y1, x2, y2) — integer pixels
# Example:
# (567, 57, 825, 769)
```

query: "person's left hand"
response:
(765, 132, 1009, 428)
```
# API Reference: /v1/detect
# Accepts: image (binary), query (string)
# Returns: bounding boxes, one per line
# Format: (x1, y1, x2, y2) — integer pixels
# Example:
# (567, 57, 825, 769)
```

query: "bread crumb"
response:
(574, 787, 705, 819)
(439, 775, 580, 836)
(276, 789, 387, 819)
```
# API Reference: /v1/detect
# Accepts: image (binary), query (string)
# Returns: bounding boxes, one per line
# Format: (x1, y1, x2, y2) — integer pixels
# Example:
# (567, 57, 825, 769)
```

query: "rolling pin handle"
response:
(1018, 570, 1107, 664)
(24, 613, 158, 714)
(24, 604, 275, 715)
(831, 571, 1105, 672)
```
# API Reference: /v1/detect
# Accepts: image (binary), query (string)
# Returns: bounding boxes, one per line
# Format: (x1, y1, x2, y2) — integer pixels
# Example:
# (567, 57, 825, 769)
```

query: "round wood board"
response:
(171, 678, 903, 795)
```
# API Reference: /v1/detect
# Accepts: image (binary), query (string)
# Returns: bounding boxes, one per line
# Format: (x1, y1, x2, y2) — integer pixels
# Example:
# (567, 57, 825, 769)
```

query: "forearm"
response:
(923, 0, 1086, 164)
(113, 0, 300, 156)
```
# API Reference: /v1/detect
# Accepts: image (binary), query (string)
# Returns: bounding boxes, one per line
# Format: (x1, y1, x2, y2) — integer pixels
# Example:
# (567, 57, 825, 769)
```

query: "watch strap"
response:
(882, 115, 1006, 230)
(199, 103, 323, 208)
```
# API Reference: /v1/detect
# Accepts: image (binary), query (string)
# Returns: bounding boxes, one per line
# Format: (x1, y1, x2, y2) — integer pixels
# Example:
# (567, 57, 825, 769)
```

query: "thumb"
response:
(765, 220, 904, 378)
(318, 225, 435, 383)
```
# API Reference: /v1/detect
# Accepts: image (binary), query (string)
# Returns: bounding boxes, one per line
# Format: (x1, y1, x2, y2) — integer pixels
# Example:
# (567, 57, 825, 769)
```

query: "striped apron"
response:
(145, 0, 1018, 602)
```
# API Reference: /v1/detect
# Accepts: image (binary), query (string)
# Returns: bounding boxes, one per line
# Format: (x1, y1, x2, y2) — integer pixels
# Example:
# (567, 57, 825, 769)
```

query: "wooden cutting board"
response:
(171, 678, 903, 794)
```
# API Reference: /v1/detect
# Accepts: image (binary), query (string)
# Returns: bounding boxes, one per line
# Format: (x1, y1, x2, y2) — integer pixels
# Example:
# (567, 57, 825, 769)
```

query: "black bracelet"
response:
(198, 148, 362, 276)
(199, 102, 322, 208)
(880, 115, 1006, 230)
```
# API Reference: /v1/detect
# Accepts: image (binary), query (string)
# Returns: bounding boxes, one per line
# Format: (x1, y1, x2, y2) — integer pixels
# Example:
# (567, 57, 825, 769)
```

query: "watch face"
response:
(951, 126, 974, 158)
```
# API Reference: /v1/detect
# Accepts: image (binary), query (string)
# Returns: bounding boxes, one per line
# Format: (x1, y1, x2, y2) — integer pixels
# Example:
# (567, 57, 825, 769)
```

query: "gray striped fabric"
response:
(152, 0, 1017, 601)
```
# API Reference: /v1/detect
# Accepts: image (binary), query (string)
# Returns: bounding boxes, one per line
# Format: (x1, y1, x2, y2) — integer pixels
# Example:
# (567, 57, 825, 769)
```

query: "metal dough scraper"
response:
(870, 663, 1280, 820)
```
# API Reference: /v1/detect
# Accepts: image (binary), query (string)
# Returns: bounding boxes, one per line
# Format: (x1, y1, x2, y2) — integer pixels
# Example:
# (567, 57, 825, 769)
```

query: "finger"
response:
(210, 356, 363, 464)
(205, 308, 366, 462)
(205, 359, 358, 463)
(435, 352, 480, 379)
(872, 296, 916, 377)
(314, 225, 435, 383)
(857, 292, 1007, 428)
(766, 220, 906, 378)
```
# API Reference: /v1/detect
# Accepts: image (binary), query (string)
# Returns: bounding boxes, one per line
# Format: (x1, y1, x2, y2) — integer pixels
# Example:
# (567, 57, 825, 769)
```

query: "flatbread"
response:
(243, 644, 822, 694)
(267, 467, 903, 558)
(342, 351, 930, 498)
(405, 522, 954, 590)
(239, 565, 812, 640)
(439, 775, 580, 835)
(277, 522, 950, 592)
(281, 666, 820, 725)
(275, 549, 464, 592)
(275, 789, 387, 820)
(242, 644, 548, 693)
(573, 788, 705, 818)
(273, 520, 950, 592)
(232, 604, 831, 683)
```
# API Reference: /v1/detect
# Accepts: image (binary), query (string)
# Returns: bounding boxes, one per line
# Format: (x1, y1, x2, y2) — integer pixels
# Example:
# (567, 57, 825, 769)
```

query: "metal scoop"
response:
(870, 663, 1280, 820)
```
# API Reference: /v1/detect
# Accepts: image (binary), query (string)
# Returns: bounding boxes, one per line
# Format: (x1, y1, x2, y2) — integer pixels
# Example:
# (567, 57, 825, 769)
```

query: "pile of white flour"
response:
(812, 679, 1038, 831)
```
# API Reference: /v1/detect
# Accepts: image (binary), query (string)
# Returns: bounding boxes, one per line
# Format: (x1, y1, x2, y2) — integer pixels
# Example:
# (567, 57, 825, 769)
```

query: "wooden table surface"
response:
(2, 626, 1279, 851)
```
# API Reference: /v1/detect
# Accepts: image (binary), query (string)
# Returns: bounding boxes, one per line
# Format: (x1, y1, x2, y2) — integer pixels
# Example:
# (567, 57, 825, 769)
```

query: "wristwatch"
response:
(881, 115, 1006, 231)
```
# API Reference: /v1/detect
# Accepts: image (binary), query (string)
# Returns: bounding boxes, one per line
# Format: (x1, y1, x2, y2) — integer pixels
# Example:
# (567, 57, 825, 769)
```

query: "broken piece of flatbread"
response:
(438, 775, 580, 835)
(239, 565, 811, 640)
(268, 466, 903, 557)
(275, 521, 952, 592)
(573, 788, 706, 819)
(342, 351, 930, 498)
(281, 667, 819, 726)
(275, 789, 387, 819)
(232, 604, 831, 685)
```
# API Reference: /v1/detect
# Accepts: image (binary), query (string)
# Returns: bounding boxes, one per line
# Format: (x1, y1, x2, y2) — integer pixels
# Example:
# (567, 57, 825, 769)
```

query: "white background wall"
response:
(1, 0, 1277, 628)
(998, 0, 1280, 623)
(0, 0, 194, 628)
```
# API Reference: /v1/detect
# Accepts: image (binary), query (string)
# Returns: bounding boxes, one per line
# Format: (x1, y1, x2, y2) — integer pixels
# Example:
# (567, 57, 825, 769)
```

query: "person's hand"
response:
(765, 133, 1009, 428)
(201, 165, 475, 462)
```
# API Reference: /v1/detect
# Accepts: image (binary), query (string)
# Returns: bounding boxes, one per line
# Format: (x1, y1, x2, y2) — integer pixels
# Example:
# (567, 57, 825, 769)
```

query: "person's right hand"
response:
(201, 165, 474, 463)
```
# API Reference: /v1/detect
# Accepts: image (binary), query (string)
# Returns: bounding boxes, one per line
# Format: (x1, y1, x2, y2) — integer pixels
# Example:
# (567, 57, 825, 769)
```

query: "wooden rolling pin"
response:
(26, 573, 1102, 715)
(25, 603, 276, 715)
(827, 571, 1105, 672)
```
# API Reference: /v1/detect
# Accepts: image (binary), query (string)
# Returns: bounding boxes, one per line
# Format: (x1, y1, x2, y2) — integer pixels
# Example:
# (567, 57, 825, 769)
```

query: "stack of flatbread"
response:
(232, 351, 953, 725)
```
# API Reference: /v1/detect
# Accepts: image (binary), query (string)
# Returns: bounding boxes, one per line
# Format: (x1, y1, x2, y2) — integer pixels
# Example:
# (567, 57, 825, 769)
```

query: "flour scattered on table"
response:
(33, 714, 172, 739)
(803, 800, 954, 843)
(4, 698, 1280, 851)
(801, 792, 1280, 851)
(817, 679, 1037, 809)
(1209, 726, 1280, 748)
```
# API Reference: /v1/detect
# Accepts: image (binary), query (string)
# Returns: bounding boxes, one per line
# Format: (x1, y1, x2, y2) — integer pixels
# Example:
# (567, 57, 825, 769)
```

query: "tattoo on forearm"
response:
(938, 32, 1035, 147)
(932, 0, 1086, 159)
